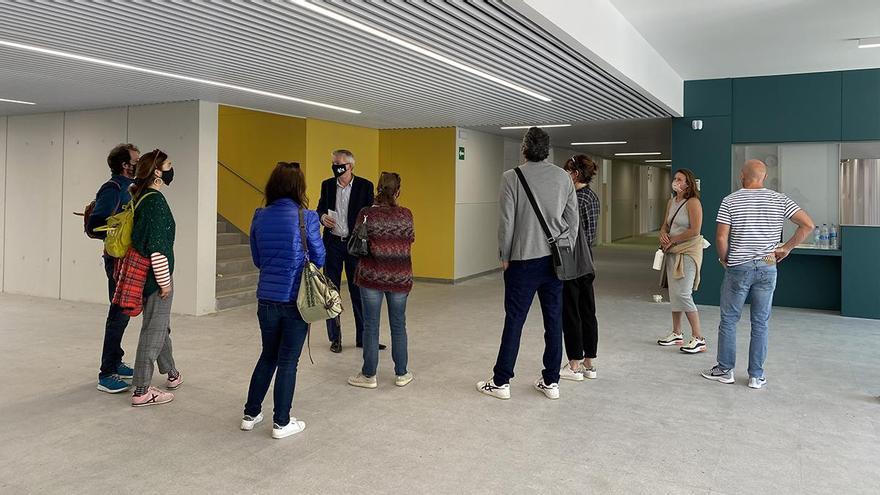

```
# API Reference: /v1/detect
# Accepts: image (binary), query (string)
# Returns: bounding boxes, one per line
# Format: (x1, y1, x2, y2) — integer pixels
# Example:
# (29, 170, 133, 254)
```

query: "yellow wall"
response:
(379, 128, 456, 280)
(304, 119, 379, 209)
(217, 106, 456, 280)
(217, 105, 306, 232)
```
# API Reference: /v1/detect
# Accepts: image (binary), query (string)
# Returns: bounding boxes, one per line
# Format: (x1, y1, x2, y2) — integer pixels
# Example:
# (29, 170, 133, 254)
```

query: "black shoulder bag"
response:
(514, 167, 578, 281)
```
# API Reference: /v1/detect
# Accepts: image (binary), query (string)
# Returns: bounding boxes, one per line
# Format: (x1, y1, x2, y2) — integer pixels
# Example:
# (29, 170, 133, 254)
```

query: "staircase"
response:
(215, 215, 258, 310)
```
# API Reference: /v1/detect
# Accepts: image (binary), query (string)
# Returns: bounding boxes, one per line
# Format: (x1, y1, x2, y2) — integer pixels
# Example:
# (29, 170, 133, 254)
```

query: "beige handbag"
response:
(296, 208, 344, 324)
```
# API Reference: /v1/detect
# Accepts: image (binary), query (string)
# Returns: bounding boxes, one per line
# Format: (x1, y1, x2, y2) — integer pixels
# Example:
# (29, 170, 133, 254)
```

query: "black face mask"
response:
(331, 164, 347, 178)
(161, 168, 174, 186)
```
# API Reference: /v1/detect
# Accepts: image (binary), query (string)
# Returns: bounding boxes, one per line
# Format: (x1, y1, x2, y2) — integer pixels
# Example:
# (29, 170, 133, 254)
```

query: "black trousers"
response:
(323, 235, 365, 345)
(562, 273, 598, 360)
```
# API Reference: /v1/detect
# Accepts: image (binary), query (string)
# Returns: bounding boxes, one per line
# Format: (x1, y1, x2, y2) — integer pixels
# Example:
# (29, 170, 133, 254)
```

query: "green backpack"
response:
(93, 192, 155, 258)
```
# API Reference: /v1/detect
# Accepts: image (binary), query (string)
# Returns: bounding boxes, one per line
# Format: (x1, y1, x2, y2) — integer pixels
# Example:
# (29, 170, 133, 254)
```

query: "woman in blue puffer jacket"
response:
(241, 162, 325, 440)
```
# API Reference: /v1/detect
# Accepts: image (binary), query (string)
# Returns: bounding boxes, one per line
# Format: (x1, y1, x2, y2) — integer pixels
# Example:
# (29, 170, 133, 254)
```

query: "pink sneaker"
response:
(131, 386, 174, 407)
(166, 372, 183, 390)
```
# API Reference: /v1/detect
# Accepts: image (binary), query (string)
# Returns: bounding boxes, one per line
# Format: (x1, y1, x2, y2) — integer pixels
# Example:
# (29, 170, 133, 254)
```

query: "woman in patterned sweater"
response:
(347, 172, 415, 389)
(128, 149, 181, 407)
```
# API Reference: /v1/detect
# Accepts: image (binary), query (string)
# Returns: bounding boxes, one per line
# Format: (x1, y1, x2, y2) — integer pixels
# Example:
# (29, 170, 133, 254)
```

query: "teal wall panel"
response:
(774, 255, 841, 311)
(732, 72, 842, 143)
(841, 226, 880, 319)
(842, 69, 880, 141)
(671, 116, 731, 306)
(684, 79, 732, 117)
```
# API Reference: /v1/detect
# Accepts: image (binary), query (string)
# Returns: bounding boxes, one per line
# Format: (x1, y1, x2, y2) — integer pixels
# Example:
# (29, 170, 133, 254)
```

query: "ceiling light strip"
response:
(858, 37, 880, 49)
(0, 97, 36, 105)
(645, 159, 672, 163)
(571, 141, 627, 145)
(501, 124, 571, 130)
(290, 0, 552, 103)
(615, 152, 662, 156)
(0, 39, 361, 114)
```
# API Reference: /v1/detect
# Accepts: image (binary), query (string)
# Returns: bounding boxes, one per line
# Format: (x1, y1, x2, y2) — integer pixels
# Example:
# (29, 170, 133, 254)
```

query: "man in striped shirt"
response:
(702, 160, 814, 389)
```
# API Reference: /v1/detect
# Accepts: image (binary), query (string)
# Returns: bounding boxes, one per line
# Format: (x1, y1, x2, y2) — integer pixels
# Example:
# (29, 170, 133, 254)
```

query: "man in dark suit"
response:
(316, 149, 385, 353)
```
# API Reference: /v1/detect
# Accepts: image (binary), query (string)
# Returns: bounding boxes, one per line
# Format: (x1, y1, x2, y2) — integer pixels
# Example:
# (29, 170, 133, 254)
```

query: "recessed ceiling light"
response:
(645, 159, 672, 163)
(500, 124, 570, 130)
(0, 39, 361, 114)
(571, 141, 627, 145)
(615, 152, 662, 156)
(0, 97, 36, 105)
(858, 36, 880, 48)
(291, 0, 552, 103)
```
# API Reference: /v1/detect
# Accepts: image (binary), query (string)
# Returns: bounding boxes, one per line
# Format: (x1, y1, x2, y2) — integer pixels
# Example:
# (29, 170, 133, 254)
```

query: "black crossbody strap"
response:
(666, 198, 689, 230)
(514, 167, 555, 244)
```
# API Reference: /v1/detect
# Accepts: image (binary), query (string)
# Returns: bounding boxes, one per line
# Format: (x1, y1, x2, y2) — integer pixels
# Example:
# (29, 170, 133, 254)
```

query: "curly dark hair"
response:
(521, 127, 550, 162)
(107, 143, 139, 175)
(564, 155, 598, 184)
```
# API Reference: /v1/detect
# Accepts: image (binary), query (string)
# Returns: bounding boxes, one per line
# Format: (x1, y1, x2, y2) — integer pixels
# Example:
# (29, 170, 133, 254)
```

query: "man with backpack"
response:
(88, 143, 139, 393)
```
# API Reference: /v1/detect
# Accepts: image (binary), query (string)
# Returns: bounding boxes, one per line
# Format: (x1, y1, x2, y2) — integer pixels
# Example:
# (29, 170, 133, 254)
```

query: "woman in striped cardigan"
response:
(347, 172, 416, 389)
(128, 149, 181, 407)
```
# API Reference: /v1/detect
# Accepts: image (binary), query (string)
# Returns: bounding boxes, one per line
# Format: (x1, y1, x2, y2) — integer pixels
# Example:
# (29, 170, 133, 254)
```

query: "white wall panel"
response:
(4, 113, 64, 297)
(60, 107, 128, 304)
(128, 101, 216, 315)
(454, 128, 505, 279)
(0, 117, 6, 290)
(195, 101, 218, 314)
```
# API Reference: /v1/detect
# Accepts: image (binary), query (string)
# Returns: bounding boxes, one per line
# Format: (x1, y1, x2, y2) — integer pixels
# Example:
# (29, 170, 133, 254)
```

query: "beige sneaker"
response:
(348, 372, 378, 389)
(657, 331, 684, 346)
(395, 372, 414, 387)
(680, 337, 707, 354)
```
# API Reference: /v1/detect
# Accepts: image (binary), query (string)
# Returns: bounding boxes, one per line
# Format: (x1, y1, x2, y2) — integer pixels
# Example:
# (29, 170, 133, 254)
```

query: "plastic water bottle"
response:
(830, 224, 839, 250)
(819, 224, 829, 249)
(813, 226, 821, 247)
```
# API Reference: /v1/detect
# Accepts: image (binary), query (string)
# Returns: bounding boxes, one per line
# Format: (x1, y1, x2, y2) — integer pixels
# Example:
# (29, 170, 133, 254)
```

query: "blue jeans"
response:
(717, 260, 778, 378)
(323, 235, 365, 345)
(493, 256, 563, 386)
(99, 254, 130, 378)
(244, 301, 309, 427)
(360, 287, 409, 377)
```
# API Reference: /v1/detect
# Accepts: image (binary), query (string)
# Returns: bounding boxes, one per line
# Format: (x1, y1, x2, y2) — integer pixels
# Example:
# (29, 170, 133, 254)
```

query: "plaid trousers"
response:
(133, 291, 176, 388)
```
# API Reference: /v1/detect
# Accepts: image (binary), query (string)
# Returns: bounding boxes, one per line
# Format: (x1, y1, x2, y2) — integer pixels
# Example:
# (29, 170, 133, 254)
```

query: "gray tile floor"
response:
(1, 246, 878, 494)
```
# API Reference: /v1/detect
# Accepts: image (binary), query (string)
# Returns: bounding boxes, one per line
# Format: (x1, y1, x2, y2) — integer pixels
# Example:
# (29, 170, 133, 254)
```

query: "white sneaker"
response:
(272, 419, 306, 439)
(395, 372, 414, 387)
(559, 365, 584, 381)
(534, 378, 560, 400)
(348, 372, 378, 389)
(580, 365, 598, 380)
(748, 376, 767, 389)
(476, 379, 510, 400)
(240, 413, 263, 431)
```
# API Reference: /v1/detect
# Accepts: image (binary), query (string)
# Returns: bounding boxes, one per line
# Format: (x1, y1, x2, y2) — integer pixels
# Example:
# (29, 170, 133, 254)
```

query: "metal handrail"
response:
(218, 160, 264, 195)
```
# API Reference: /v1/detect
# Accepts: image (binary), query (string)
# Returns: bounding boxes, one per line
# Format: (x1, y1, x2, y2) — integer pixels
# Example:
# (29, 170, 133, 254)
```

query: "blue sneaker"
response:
(97, 374, 131, 394)
(117, 362, 134, 379)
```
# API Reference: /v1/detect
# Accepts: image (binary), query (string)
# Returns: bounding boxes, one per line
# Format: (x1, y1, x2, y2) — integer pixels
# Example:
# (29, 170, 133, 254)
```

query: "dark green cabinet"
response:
(842, 69, 880, 141)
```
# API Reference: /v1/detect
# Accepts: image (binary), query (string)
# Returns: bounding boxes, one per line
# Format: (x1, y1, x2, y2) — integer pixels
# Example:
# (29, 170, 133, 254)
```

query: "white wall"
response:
(611, 161, 636, 241)
(1, 101, 218, 315)
(128, 101, 217, 315)
(5, 113, 64, 298)
(60, 108, 129, 303)
(517, 0, 683, 115)
(454, 128, 505, 279)
(0, 117, 6, 290)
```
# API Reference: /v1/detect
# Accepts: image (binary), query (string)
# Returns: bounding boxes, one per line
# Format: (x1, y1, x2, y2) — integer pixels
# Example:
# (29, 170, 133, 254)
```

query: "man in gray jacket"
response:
(477, 127, 579, 400)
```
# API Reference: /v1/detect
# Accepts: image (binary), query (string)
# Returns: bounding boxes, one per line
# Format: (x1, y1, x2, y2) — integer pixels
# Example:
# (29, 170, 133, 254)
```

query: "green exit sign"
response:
(458, 146, 465, 160)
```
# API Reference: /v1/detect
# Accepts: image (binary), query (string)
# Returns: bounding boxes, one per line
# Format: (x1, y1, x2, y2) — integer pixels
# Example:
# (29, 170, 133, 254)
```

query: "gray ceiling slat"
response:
(0, 0, 671, 127)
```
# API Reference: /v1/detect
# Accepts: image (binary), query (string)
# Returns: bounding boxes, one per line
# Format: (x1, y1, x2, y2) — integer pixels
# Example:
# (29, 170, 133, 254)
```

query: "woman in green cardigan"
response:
(129, 149, 182, 407)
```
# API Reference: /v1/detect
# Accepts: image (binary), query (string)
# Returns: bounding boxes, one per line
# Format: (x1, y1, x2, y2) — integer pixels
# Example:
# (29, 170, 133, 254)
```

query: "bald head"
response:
(741, 159, 767, 188)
